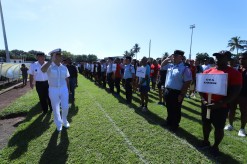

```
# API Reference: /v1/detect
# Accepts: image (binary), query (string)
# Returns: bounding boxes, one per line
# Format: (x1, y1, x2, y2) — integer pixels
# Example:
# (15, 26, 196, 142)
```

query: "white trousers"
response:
(49, 85, 69, 128)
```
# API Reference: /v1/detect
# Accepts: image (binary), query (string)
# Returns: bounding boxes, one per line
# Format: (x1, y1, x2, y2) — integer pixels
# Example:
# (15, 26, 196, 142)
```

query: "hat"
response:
(36, 52, 45, 56)
(173, 50, 184, 56)
(125, 56, 132, 61)
(213, 50, 231, 59)
(48, 48, 62, 56)
(108, 57, 113, 61)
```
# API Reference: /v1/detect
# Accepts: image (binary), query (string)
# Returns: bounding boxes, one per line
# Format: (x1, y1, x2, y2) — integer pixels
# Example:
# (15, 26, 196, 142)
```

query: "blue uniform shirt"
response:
(124, 64, 135, 79)
(164, 62, 192, 90)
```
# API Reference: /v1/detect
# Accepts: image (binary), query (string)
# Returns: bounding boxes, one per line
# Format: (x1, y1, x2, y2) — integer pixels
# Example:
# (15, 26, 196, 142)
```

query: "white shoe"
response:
(238, 129, 246, 137)
(63, 121, 70, 128)
(57, 125, 62, 132)
(224, 124, 234, 131)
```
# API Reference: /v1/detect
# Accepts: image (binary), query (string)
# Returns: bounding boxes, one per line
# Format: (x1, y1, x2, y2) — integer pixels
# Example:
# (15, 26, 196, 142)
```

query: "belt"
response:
(36, 81, 48, 83)
(166, 88, 181, 93)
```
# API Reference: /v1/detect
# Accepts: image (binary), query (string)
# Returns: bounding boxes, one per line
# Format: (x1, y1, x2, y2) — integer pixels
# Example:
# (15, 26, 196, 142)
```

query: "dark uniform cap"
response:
(125, 56, 132, 61)
(213, 50, 231, 59)
(173, 50, 184, 56)
(36, 52, 45, 56)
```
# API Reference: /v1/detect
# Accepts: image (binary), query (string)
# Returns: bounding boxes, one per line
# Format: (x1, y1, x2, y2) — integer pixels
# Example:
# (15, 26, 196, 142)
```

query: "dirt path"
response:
(0, 84, 31, 149)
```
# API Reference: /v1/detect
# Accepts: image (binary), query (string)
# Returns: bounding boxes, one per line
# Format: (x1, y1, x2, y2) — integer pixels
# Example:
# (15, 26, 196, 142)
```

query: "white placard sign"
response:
(136, 67, 146, 78)
(112, 64, 117, 72)
(196, 73, 228, 96)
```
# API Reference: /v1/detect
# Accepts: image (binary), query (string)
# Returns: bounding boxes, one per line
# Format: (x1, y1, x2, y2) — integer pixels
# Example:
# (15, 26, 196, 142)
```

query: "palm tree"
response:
(132, 43, 140, 60)
(228, 36, 246, 55)
(162, 52, 169, 59)
(123, 51, 129, 57)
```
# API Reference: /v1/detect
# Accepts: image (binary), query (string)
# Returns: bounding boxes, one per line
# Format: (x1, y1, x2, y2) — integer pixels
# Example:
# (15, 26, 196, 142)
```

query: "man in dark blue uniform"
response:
(161, 50, 192, 131)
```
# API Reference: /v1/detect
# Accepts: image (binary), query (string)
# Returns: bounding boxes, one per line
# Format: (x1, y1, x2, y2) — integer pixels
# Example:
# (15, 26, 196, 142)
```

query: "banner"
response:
(136, 67, 146, 78)
(196, 73, 228, 96)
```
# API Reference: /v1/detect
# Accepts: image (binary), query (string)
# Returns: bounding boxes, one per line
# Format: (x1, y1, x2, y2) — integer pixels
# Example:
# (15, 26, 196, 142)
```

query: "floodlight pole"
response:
(149, 39, 151, 59)
(189, 24, 195, 60)
(0, 0, 10, 63)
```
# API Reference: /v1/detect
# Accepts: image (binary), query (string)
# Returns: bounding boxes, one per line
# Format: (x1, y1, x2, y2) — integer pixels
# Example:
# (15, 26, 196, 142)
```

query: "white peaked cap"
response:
(48, 48, 61, 56)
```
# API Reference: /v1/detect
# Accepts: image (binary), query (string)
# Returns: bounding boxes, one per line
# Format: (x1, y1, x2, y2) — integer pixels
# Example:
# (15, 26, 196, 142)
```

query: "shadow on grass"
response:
(115, 95, 240, 163)
(8, 104, 52, 160)
(182, 104, 201, 116)
(39, 129, 69, 164)
(68, 102, 79, 124)
(174, 128, 240, 163)
(183, 98, 202, 108)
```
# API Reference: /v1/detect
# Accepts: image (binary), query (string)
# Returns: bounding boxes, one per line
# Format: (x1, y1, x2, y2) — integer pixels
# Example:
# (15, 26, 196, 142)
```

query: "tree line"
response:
(0, 49, 97, 62)
(0, 36, 246, 63)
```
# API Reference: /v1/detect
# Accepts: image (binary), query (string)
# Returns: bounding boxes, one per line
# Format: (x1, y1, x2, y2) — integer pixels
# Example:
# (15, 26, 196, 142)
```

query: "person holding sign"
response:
(123, 56, 135, 104)
(41, 48, 70, 132)
(199, 51, 242, 156)
(138, 57, 151, 112)
(225, 51, 247, 137)
(161, 50, 192, 131)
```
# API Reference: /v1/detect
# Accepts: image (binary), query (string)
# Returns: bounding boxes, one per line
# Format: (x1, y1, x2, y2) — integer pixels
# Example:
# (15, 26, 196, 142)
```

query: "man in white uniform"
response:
(41, 48, 70, 132)
(28, 52, 52, 114)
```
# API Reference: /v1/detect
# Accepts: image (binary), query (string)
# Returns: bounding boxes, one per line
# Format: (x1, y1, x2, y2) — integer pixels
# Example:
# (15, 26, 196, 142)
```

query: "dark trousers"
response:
(115, 77, 121, 94)
(36, 81, 52, 113)
(107, 73, 114, 92)
(101, 72, 106, 88)
(164, 88, 182, 128)
(125, 78, 132, 103)
(69, 77, 76, 100)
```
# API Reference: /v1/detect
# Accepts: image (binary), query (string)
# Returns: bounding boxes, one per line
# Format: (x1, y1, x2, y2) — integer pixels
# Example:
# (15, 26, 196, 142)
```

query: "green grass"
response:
(0, 75, 246, 163)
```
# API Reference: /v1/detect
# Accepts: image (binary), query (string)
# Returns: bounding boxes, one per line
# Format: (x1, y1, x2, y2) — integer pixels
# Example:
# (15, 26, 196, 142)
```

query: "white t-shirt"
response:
(28, 61, 48, 81)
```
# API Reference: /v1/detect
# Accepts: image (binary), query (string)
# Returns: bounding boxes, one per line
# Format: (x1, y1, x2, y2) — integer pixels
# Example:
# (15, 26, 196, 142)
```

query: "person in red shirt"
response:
(150, 60, 160, 90)
(199, 51, 242, 156)
(188, 60, 197, 98)
(224, 52, 247, 137)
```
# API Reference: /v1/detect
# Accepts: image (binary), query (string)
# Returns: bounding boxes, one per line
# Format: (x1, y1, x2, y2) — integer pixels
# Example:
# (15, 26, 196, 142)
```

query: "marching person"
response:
(224, 51, 247, 137)
(106, 57, 115, 93)
(161, 50, 192, 131)
(139, 57, 151, 111)
(28, 52, 52, 114)
(41, 48, 70, 132)
(66, 58, 78, 102)
(123, 56, 135, 104)
(199, 51, 242, 156)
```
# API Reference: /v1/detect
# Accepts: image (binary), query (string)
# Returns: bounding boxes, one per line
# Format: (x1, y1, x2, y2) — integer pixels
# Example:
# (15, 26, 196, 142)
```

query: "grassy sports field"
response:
(0, 75, 246, 163)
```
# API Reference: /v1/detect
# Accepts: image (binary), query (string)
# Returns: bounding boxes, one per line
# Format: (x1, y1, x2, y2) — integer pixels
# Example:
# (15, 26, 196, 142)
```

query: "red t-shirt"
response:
(150, 64, 160, 77)
(202, 67, 242, 103)
(115, 64, 122, 78)
(190, 65, 196, 79)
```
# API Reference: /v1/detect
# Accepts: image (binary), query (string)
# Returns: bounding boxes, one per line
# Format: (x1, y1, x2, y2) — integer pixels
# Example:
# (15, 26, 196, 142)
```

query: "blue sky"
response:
(0, 0, 247, 60)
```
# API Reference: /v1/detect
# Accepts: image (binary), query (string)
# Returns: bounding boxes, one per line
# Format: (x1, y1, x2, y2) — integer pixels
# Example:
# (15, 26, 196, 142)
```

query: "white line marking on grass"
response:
(87, 93, 149, 164)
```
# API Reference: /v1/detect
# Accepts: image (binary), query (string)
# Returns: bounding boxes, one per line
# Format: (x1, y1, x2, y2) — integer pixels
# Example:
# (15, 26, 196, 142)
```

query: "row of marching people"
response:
(80, 50, 247, 157)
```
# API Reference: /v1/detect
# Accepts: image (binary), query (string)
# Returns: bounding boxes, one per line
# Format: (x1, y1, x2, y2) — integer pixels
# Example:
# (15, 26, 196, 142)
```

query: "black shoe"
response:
(198, 140, 210, 150)
(209, 146, 220, 157)
(157, 102, 163, 105)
